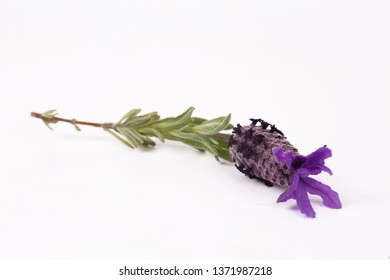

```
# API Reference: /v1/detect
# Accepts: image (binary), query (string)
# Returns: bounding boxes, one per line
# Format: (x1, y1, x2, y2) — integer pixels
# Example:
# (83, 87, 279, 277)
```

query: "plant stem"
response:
(30, 112, 115, 129)
(30, 111, 232, 142)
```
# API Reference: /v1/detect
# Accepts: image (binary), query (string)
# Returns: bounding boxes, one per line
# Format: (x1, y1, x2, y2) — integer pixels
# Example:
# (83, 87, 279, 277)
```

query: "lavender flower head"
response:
(229, 119, 342, 218)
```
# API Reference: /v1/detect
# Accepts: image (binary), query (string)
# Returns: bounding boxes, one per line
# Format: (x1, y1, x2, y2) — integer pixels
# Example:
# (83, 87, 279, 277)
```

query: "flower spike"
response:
(229, 119, 342, 218)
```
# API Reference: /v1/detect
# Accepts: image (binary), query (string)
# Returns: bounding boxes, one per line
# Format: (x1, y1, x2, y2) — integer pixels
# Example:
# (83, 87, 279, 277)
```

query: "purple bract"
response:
(273, 146, 342, 218)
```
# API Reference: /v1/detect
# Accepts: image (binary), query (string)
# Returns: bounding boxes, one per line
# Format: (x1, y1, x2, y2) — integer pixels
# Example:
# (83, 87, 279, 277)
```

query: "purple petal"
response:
(277, 189, 294, 203)
(295, 181, 316, 218)
(273, 147, 294, 169)
(291, 155, 307, 169)
(303, 177, 342, 209)
(302, 146, 332, 172)
(296, 167, 310, 177)
(277, 171, 299, 203)
(318, 164, 333, 175)
(274, 145, 341, 217)
(307, 146, 332, 161)
(304, 164, 333, 175)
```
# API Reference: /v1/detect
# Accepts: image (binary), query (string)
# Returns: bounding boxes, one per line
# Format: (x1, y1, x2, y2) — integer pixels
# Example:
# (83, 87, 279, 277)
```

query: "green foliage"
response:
(32, 107, 234, 162)
(107, 107, 233, 162)
(192, 114, 232, 135)
(40, 109, 58, 130)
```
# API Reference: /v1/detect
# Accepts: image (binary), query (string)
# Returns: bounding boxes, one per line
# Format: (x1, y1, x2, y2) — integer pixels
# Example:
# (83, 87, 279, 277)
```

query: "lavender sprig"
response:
(31, 108, 233, 162)
(31, 109, 342, 217)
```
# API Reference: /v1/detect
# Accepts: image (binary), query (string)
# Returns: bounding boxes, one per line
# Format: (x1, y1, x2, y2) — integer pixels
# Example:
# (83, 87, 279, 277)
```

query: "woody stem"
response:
(30, 112, 115, 129)
(30, 111, 232, 142)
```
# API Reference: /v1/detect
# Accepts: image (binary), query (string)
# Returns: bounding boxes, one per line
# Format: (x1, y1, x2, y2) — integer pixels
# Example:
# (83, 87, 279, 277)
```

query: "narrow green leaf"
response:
(117, 127, 141, 147)
(128, 128, 144, 143)
(213, 139, 233, 162)
(179, 137, 217, 156)
(138, 127, 165, 143)
(215, 147, 233, 162)
(41, 109, 59, 130)
(193, 113, 232, 135)
(123, 112, 159, 127)
(71, 119, 81, 131)
(179, 117, 207, 132)
(104, 128, 135, 148)
(225, 123, 234, 130)
(142, 137, 156, 146)
(42, 109, 58, 118)
(117, 108, 141, 125)
(151, 107, 195, 129)
(189, 117, 207, 125)
(208, 137, 219, 145)
(72, 123, 81, 131)
(43, 120, 54, 131)
(171, 131, 217, 155)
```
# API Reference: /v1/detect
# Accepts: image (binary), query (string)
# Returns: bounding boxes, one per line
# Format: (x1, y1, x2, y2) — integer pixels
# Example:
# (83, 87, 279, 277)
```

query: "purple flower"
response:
(273, 146, 342, 218)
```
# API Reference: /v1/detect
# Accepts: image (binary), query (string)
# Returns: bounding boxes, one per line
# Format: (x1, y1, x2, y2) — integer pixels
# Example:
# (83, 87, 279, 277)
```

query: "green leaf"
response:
(193, 114, 232, 135)
(42, 109, 58, 118)
(141, 137, 156, 146)
(71, 119, 81, 131)
(205, 137, 233, 162)
(117, 127, 144, 147)
(43, 120, 54, 131)
(33, 107, 235, 162)
(208, 137, 219, 145)
(215, 149, 232, 162)
(117, 109, 141, 125)
(225, 123, 234, 130)
(138, 127, 165, 143)
(41, 109, 59, 130)
(179, 117, 207, 132)
(189, 117, 207, 125)
(119, 127, 158, 147)
(123, 112, 160, 127)
(171, 131, 217, 156)
(104, 128, 136, 148)
(151, 107, 195, 129)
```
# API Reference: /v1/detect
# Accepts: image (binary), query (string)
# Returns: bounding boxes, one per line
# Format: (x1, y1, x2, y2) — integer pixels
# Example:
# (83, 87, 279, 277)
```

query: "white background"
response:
(0, 0, 389, 260)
